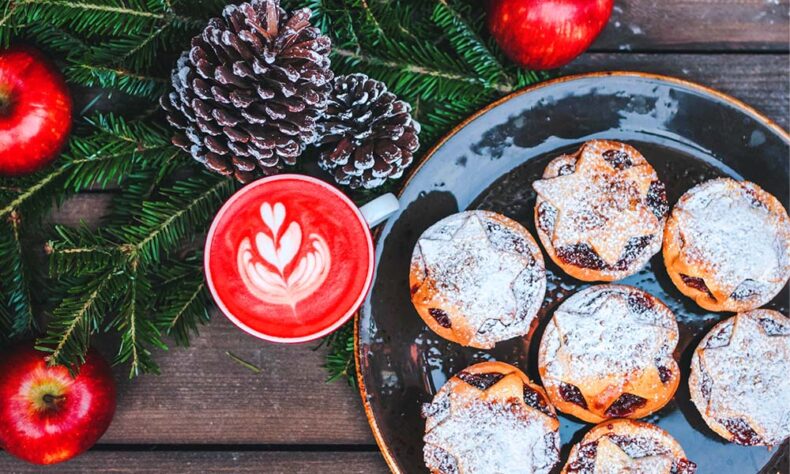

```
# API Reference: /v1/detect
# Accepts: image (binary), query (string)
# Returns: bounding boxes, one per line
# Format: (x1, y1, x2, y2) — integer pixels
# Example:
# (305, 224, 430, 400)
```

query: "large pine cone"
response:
(161, 0, 333, 183)
(316, 74, 420, 190)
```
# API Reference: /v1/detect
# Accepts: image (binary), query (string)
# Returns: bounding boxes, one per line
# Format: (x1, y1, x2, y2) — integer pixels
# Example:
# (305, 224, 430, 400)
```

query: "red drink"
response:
(205, 175, 379, 342)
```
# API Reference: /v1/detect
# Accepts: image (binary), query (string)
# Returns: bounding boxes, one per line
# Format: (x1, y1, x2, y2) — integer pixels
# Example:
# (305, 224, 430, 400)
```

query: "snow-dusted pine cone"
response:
(160, 0, 333, 183)
(316, 74, 420, 189)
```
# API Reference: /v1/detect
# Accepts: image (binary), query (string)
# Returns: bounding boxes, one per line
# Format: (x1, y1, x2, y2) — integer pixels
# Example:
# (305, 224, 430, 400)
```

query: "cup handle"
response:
(359, 193, 400, 228)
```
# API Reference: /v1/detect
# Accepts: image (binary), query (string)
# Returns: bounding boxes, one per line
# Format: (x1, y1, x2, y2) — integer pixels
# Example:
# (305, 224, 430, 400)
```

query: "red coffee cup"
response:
(205, 174, 398, 343)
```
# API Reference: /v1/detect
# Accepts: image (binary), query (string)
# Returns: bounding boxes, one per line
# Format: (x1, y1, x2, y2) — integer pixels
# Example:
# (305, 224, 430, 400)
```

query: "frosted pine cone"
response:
(160, 0, 333, 183)
(316, 74, 420, 189)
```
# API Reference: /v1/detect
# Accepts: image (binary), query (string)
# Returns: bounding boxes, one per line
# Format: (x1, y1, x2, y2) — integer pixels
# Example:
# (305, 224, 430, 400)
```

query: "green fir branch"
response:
(111, 267, 165, 377)
(153, 255, 212, 346)
(10, 0, 202, 38)
(37, 270, 125, 371)
(0, 213, 36, 338)
(318, 321, 356, 386)
(432, 0, 512, 88)
(65, 64, 167, 99)
(111, 174, 235, 266)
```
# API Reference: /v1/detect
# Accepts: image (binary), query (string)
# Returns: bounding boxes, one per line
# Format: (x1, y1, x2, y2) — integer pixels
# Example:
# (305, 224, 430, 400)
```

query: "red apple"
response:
(488, 0, 614, 70)
(0, 345, 116, 465)
(0, 46, 72, 176)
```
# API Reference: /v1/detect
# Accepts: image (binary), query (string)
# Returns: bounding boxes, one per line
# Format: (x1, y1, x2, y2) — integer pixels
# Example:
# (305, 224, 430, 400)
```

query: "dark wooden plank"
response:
(566, 53, 789, 130)
(0, 451, 388, 473)
(592, 0, 789, 51)
(29, 51, 788, 446)
(97, 314, 375, 444)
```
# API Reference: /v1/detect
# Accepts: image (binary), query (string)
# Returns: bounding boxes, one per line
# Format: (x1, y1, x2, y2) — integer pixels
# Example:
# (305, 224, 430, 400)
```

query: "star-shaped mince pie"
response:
(663, 178, 790, 312)
(422, 362, 561, 474)
(690, 309, 790, 446)
(561, 419, 697, 474)
(538, 285, 680, 423)
(532, 140, 668, 281)
(410, 210, 546, 348)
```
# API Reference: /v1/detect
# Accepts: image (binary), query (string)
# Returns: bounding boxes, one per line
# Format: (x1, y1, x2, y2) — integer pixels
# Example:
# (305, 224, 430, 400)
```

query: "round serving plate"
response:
(355, 72, 789, 474)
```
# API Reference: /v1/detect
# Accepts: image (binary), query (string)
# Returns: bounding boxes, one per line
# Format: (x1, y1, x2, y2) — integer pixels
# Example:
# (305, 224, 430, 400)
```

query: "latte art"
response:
(237, 202, 331, 309)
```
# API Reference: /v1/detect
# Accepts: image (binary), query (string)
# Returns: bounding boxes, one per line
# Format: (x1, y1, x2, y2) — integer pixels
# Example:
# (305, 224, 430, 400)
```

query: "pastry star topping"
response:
(676, 186, 788, 300)
(594, 437, 673, 474)
(698, 314, 790, 440)
(550, 292, 672, 387)
(533, 145, 659, 266)
(416, 213, 535, 329)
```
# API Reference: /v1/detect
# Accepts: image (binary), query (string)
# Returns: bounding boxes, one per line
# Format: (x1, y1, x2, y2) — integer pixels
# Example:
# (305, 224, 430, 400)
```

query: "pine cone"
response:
(316, 74, 420, 190)
(160, 0, 333, 183)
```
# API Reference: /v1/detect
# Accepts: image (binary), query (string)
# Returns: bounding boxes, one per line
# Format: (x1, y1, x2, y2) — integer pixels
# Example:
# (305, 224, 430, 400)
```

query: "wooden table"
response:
(2, 1, 788, 472)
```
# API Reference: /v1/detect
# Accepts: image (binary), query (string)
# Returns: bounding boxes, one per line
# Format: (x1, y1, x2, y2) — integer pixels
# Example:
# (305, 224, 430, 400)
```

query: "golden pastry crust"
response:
(538, 285, 680, 424)
(422, 361, 560, 474)
(410, 210, 546, 349)
(561, 419, 696, 474)
(532, 140, 669, 282)
(689, 309, 790, 447)
(663, 178, 790, 312)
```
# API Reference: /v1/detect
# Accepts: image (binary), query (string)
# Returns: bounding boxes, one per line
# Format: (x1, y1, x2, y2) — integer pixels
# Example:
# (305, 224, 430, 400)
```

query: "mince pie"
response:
(538, 285, 680, 423)
(689, 309, 789, 447)
(532, 140, 669, 282)
(562, 419, 697, 474)
(422, 361, 560, 474)
(663, 178, 790, 312)
(410, 210, 547, 349)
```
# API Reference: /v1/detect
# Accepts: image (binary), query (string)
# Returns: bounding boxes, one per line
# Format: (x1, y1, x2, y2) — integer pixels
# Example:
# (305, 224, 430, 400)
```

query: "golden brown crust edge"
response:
(533, 140, 665, 282)
(537, 285, 680, 424)
(410, 211, 546, 349)
(663, 178, 790, 312)
(560, 419, 689, 474)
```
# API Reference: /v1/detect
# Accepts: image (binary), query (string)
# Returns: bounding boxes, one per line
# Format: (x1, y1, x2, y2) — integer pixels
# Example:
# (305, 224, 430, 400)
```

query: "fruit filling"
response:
(604, 393, 647, 417)
(428, 308, 452, 328)
(602, 149, 634, 169)
(679, 274, 715, 299)
(523, 385, 555, 418)
(646, 180, 669, 219)
(556, 243, 607, 270)
(721, 418, 763, 446)
(565, 441, 597, 473)
(657, 365, 673, 384)
(672, 458, 698, 474)
(559, 382, 588, 409)
(456, 371, 505, 390)
(555, 235, 652, 271)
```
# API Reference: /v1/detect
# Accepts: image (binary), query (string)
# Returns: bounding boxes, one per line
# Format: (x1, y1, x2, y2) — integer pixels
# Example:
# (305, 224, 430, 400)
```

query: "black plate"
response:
(356, 72, 789, 474)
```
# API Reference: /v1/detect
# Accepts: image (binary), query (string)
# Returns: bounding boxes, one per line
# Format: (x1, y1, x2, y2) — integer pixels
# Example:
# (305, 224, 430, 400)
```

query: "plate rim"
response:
(353, 70, 790, 474)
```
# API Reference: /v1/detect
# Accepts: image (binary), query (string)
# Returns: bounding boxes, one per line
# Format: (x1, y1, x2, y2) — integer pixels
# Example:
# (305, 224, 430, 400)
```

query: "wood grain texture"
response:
(567, 53, 790, 129)
(96, 314, 375, 444)
(0, 451, 388, 473)
(31, 52, 788, 449)
(592, 0, 790, 51)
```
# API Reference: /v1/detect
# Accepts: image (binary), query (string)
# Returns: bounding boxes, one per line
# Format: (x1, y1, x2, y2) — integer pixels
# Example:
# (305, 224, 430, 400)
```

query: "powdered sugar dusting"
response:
(542, 285, 678, 388)
(533, 140, 665, 274)
(692, 310, 790, 446)
(671, 178, 790, 303)
(564, 420, 694, 474)
(593, 437, 672, 474)
(423, 387, 559, 473)
(412, 211, 546, 348)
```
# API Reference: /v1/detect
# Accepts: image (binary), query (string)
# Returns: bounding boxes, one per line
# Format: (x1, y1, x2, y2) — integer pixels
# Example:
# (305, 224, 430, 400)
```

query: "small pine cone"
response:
(316, 74, 420, 190)
(160, 0, 333, 183)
